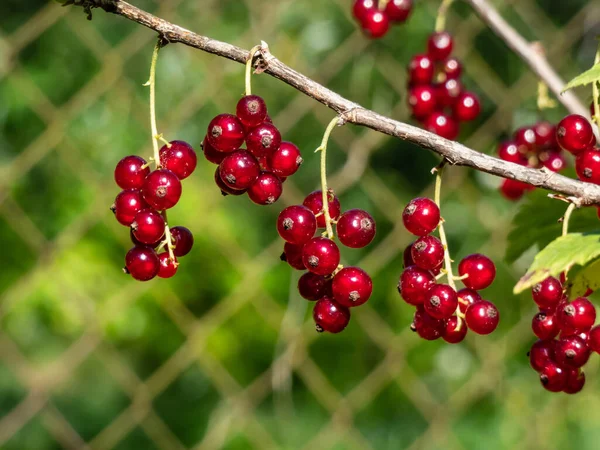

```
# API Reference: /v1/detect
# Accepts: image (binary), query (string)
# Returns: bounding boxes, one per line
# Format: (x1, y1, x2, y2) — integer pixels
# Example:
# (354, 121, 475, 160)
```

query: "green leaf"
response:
(562, 63, 600, 92)
(514, 233, 600, 294)
(570, 258, 600, 297)
(506, 190, 599, 263)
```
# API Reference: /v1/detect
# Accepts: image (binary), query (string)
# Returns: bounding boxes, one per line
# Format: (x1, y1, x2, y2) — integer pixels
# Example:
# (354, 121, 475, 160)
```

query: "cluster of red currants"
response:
(496, 121, 566, 201)
(398, 197, 499, 342)
(407, 32, 481, 140)
(528, 276, 600, 394)
(561, 114, 600, 187)
(202, 95, 302, 204)
(277, 190, 376, 333)
(112, 141, 196, 281)
(352, 0, 413, 39)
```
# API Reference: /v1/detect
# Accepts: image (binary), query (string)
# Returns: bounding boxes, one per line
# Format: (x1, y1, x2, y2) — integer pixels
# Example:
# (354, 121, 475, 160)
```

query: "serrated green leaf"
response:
(514, 233, 600, 294)
(506, 190, 599, 263)
(570, 258, 600, 297)
(562, 63, 600, 92)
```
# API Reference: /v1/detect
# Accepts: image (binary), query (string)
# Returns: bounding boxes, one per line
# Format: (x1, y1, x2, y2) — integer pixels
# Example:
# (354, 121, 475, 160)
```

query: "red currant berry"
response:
(563, 369, 585, 394)
(541, 151, 566, 172)
(554, 335, 591, 369)
(130, 229, 161, 248)
(408, 54, 434, 85)
(302, 237, 340, 276)
(435, 78, 462, 108)
(332, 266, 372, 307)
(499, 178, 531, 201)
(352, 0, 375, 22)
(281, 242, 306, 270)
(411, 235, 444, 271)
(277, 205, 317, 245)
(532, 276, 562, 308)
(114, 155, 150, 190)
(514, 126, 537, 153)
(534, 121, 556, 148)
(313, 297, 350, 333)
(442, 316, 468, 343)
(398, 266, 435, 306)
(402, 197, 440, 236)
(112, 189, 147, 226)
(412, 306, 445, 340)
(159, 140, 197, 180)
(219, 150, 260, 190)
(302, 190, 341, 229)
(556, 114, 595, 155)
(142, 169, 182, 210)
(442, 57, 462, 79)
(529, 339, 554, 372)
(247, 172, 283, 205)
(403, 243, 415, 268)
(157, 252, 178, 278)
(464, 300, 499, 334)
(408, 85, 437, 120)
(556, 297, 596, 332)
(202, 136, 226, 165)
(531, 312, 560, 340)
(246, 123, 282, 158)
(384, 0, 412, 22)
(539, 361, 568, 392)
(214, 167, 247, 196)
(424, 112, 459, 140)
(298, 272, 331, 301)
(170, 226, 194, 257)
(424, 284, 458, 319)
(576, 148, 600, 184)
(336, 209, 376, 248)
(360, 9, 390, 39)
(458, 254, 495, 290)
(131, 210, 165, 245)
(453, 91, 481, 122)
(236, 95, 268, 129)
(270, 141, 303, 178)
(125, 246, 160, 281)
(427, 31, 453, 61)
(588, 325, 600, 353)
(497, 141, 527, 165)
(207, 113, 245, 152)
(457, 288, 481, 314)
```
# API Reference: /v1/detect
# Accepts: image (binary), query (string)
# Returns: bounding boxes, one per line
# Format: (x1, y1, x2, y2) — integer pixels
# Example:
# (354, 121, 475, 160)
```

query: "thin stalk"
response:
(145, 39, 162, 166)
(316, 117, 341, 240)
(562, 203, 576, 237)
(435, 0, 455, 33)
(245, 45, 262, 96)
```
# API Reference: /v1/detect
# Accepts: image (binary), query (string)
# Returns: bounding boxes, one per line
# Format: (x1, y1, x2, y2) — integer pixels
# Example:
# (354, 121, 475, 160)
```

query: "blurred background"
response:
(1, 0, 600, 449)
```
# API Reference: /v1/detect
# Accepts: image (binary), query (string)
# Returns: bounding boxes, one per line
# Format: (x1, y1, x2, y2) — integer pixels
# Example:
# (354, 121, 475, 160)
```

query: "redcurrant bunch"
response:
(112, 141, 196, 281)
(278, 188, 376, 334)
(352, 0, 413, 39)
(202, 96, 302, 204)
(497, 121, 567, 201)
(528, 276, 599, 394)
(407, 32, 481, 140)
(398, 196, 499, 342)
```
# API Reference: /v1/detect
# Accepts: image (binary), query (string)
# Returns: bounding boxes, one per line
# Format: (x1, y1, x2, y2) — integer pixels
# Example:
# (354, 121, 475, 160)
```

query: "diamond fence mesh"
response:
(0, 0, 600, 449)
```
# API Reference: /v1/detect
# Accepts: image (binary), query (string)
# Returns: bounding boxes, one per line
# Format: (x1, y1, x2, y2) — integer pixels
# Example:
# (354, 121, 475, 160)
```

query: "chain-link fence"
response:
(1, 0, 600, 449)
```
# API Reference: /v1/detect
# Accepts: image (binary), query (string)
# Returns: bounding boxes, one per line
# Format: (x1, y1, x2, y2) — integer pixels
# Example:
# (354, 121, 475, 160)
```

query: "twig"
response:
(65, 0, 600, 205)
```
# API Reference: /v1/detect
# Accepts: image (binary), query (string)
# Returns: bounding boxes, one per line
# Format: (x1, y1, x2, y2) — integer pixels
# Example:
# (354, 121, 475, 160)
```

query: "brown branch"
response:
(72, 0, 600, 205)
(464, 0, 588, 117)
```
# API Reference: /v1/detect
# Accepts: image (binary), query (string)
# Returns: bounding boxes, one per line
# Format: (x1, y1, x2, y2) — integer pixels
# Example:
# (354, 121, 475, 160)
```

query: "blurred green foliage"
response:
(0, 0, 599, 449)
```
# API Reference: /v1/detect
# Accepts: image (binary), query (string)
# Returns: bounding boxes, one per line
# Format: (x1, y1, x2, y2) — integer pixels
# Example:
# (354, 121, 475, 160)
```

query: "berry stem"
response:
(562, 203, 576, 237)
(316, 116, 342, 240)
(433, 161, 457, 291)
(435, 0, 455, 33)
(145, 38, 163, 167)
(537, 81, 557, 110)
(161, 211, 176, 262)
(245, 44, 263, 97)
(377, 0, 390, 9)
(592, 45, 600, 128)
